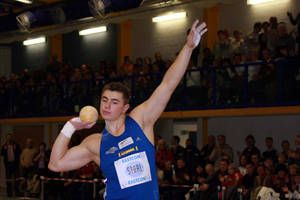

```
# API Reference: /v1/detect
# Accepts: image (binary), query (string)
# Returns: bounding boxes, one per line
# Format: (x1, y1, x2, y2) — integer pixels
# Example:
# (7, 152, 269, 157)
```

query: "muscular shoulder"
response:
(81, 133, 102, 164)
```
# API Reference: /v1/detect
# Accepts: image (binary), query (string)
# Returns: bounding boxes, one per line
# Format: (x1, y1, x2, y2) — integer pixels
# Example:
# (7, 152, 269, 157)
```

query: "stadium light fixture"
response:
(23, 37, 46, 46)
(152, 12, 186, 23)
(15, 0, 32, 4)
(247, 0, 277, 5)
(79, 26, 107, 36)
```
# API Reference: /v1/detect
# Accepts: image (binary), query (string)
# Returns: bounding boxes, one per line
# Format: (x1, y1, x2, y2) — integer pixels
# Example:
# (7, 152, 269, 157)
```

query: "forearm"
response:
(161, 44, 193, 91)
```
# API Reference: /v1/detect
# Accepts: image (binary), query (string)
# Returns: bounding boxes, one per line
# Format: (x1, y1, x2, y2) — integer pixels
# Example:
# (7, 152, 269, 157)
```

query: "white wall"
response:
(219, 0, 300, 35)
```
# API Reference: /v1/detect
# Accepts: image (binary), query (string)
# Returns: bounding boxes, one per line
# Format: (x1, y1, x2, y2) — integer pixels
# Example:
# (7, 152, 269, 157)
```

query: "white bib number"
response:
(114, 151, 152, 189)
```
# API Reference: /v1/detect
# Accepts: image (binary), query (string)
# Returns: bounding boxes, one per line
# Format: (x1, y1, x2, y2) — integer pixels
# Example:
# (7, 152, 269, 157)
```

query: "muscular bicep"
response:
(50, 145, 93, 172)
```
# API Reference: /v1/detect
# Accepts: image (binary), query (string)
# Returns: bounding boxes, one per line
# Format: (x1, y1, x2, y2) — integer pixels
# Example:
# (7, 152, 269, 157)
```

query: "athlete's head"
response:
(100, 82, 130, 120)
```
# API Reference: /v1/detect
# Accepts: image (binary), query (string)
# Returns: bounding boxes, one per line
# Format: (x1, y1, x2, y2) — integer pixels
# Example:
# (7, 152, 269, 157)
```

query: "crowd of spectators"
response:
(1, 133, 104, 199)
(0, 14, 300, 117)
(155, 134, 300, 200)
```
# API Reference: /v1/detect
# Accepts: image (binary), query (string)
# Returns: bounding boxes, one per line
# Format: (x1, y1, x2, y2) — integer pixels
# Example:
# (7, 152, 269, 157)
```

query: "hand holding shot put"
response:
(49, 19, 207, 200)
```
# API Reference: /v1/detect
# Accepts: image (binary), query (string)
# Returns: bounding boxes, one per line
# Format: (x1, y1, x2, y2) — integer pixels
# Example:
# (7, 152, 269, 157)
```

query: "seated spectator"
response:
(239, 155, 247, 176)
(192, 164, 207, 184)
(294, 135, 300, 165)
(264, 157, 276, 175)
(241, 135, 261, 162)
(154, 52, 166, 72)
(155, 139, 174, 171)
(251, 153, 261, 168)
(241, 162, 257, 200)
(262, 137, 278, 162)
(254, 164, 272, 188)
(272, 164, 290, 195)
(281, 140, 291, 159)
(278, 152, 289, 167)
(222, 163, 243, 200)
(191, 164, 219, 200)
(170, 136, 185, 161)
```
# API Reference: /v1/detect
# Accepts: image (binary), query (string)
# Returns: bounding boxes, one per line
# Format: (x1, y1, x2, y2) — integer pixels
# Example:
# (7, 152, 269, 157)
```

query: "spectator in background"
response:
(1, 133, 22, 197)
(20, 138, 38, 178)
(264, 157, 276, 175)
(170, 135, 185, 161)
(185, 138, 202, 170)
(259, 21, 270, 57)
(120, 56, 134, 76)
(278, 152, 289, 167)
(154, 52, 166, 72)
(281, 140, 291, 158)
(251, 153, 261, 168)
(209, 135, 233, 169)
(254, 164, 273, 188)
(247, 50, 262, 103)
(186, 60, 202, 106)
(214, 30, 233, 59)
(273, 164, 290, 195)
(262, 137, 278, 161)
(200, 135, 216, 163)
(239, 155, 248, 176)
(155, 139, 174, 171)
(287, 11, 300, 55)
(242, 162, 256, 200)
(241, 134, 261, 162)
(294, 135, 300, 164)
(33, 142, 50, 177)
(275, 22, 296, 55)
(202, 47, 215, 68)
(246, 22, 262, 56)
(232, 30, 245, 54)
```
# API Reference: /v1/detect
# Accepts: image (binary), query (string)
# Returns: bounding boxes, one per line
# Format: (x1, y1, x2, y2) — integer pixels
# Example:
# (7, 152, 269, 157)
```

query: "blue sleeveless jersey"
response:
(100, 116, 159, 200)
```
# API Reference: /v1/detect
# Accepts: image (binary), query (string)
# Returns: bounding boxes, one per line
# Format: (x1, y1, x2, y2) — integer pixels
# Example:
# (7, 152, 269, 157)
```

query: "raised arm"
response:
(131, 20, 207, 127)
(48, 118, 98, 172)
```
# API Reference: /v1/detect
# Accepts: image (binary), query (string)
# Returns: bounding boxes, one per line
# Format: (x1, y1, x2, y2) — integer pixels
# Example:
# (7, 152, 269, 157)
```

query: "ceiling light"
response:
(79, 26, 107, 36)
(247, 0, 277, 5)
(23, 37, 46, 46)
(15, 0, 32, 4)
(152, 12, 186, 23)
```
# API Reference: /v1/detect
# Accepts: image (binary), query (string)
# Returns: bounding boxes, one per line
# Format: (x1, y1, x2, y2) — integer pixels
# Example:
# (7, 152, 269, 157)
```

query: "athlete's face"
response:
(100, 90, 129, 121)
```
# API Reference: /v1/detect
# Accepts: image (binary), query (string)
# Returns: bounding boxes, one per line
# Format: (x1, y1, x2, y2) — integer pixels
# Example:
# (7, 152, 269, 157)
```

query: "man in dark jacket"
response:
(1, 133, 21, 197)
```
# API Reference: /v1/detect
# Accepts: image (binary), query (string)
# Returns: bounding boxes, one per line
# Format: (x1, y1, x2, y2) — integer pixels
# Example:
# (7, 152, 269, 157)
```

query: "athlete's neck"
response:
(105, 115, 126, 136)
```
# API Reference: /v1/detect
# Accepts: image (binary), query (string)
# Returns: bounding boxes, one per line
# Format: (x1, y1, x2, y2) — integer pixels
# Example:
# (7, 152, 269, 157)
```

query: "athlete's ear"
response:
(122, 103, 130, 114)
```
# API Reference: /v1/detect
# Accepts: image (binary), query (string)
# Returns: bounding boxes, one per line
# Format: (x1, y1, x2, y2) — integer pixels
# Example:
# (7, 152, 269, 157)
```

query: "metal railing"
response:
(0, 58, 299, 118)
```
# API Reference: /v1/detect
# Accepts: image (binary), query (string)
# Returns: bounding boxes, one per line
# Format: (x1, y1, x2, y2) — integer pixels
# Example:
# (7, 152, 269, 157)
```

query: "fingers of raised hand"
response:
(196, 22, 207, 36)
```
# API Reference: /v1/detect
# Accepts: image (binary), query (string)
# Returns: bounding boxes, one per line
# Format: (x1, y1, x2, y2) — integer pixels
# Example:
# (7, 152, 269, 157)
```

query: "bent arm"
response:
(48, 133, 93, 172)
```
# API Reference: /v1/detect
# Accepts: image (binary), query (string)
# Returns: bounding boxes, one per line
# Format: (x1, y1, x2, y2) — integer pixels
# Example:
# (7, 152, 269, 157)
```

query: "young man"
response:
(48, 20, 207, 200)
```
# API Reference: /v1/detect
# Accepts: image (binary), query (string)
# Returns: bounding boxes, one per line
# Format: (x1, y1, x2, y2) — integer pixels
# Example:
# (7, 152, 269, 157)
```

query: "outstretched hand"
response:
(69, 117, 96, 131)
(186, 20, 207, 49)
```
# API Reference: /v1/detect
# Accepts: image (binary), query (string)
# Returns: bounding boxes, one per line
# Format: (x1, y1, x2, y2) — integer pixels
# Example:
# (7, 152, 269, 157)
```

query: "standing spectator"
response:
(246, 22, 262, 56)
(200, 135, 216, 163)
(251, 153, 261, 168)
(209, 135, 233, 169)
(274, 22, 296, 55)
(213, 30, 233, 59)
(155, 139, 174, 171)
(294, 135, 300, 164)
(184, 138, 202, 169)
(241, 135, 261, 162)
(232, 30, 245, 54)
(170, 136, 185, 161)
(1, 133, 21, 197)
(262, 137, 278, 161)
(154, 52, 166, 73)
(33, 142, 50, 177)
(20, 138, 38, 178)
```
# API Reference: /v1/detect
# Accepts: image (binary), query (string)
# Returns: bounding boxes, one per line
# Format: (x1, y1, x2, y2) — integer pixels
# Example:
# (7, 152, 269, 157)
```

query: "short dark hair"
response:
(265, 137, 273, 142)
(102, 82, 130, 104)
(245, 134, 255, 142)
(173, 136, 180, 144)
